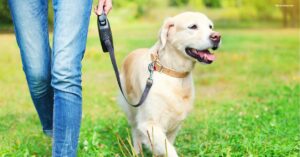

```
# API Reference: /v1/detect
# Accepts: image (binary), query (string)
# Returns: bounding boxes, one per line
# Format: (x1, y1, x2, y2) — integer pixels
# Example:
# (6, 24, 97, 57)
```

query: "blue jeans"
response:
(8, 0, 92, 156)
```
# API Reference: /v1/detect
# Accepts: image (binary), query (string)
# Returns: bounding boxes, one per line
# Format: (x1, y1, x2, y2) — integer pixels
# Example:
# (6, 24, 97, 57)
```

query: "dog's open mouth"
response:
(185, 48, 215, 64)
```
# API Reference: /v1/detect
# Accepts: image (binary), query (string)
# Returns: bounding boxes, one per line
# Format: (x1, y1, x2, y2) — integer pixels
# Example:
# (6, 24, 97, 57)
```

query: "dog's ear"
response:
(159, 17, 174, 52)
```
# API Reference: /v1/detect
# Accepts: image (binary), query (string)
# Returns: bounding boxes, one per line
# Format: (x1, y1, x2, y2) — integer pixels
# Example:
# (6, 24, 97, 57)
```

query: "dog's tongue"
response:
(197, 50, 215, 61)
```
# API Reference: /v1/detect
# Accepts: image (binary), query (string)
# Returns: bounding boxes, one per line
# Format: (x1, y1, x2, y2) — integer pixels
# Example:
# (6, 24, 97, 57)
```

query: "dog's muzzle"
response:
(210, 32, 221, 50)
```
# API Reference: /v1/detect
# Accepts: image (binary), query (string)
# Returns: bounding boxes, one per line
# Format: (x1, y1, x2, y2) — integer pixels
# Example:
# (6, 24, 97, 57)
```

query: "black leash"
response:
(97, 13, 153, 107)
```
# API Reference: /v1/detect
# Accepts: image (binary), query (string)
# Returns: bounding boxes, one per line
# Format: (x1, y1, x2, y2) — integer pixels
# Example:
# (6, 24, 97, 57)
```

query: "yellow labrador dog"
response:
(118, 12, 221, 156)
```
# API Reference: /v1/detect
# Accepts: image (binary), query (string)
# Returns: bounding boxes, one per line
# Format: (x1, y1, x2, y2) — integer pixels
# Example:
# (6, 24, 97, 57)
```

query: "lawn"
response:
(0, 14, 299, 156)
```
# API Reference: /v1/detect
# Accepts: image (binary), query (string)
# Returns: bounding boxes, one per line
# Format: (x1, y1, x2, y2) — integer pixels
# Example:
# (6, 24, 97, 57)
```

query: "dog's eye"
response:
(209, 25, 213, 29)
(188, 24, 198, 30)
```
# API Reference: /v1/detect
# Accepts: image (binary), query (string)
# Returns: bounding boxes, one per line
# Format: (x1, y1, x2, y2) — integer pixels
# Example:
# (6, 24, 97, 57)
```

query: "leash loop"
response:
(98, 14, 153, 107)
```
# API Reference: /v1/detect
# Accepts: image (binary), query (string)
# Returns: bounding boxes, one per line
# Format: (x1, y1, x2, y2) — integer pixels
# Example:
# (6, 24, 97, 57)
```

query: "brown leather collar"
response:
(150, 53, 189, 78)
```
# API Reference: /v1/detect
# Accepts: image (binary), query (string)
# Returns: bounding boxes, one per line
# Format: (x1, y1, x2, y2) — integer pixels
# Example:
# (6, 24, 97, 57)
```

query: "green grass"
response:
(0, 14, 299, 156)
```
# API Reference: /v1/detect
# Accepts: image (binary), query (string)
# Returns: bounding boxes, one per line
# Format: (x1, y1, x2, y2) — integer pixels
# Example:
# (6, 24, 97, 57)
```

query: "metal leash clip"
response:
(146, 62, 155, 85)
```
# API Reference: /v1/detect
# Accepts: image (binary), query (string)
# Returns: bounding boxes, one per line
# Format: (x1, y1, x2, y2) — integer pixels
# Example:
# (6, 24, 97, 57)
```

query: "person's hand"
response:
(94, 0, 112, 15)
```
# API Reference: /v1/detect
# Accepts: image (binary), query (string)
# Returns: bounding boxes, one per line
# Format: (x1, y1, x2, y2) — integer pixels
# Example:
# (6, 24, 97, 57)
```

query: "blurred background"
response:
(0, 0, 299, 31)
(0, 0, 299, 156)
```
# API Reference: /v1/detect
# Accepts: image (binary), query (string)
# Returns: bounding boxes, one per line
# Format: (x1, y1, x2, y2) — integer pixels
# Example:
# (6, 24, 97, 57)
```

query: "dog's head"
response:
(158, 12, 221, 64)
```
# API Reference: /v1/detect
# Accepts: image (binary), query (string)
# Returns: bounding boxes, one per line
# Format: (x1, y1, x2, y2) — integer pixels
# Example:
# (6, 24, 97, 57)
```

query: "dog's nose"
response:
(210, 32, 221, 43)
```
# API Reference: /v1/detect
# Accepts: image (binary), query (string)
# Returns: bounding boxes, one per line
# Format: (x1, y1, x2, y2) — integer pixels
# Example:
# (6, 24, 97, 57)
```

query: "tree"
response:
(280, 0, 299, 27)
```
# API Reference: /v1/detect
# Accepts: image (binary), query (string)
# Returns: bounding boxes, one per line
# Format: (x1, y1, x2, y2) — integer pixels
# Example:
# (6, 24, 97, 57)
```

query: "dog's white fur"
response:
(118, 12, 217, 157)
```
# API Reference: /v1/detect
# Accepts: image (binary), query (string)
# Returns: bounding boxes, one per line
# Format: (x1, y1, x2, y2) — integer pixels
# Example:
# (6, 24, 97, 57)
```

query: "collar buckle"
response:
(154, 61, 164, 72)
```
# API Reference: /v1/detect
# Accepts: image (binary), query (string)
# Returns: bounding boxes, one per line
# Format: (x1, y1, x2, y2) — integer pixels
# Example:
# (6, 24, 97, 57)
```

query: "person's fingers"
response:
(104, 0, 112, 14)
(94, 6, 99, 15)
(104, 5, 112, 14)
(95, 0, 105, 15)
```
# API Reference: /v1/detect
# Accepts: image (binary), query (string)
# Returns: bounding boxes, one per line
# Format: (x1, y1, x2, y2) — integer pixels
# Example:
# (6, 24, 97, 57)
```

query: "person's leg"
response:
(51, 0, 92, 156)
(8, 0, 53, 136)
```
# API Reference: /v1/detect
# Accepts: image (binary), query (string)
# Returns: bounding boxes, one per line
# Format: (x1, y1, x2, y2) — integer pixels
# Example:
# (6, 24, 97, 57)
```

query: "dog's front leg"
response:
(167, 125, 181, 144)
(131, 127, 142, 154)
(138, 123, 178, 157)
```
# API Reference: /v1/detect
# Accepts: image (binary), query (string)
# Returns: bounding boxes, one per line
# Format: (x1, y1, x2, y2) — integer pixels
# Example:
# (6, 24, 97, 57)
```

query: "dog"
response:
(118, 12, 221, 157)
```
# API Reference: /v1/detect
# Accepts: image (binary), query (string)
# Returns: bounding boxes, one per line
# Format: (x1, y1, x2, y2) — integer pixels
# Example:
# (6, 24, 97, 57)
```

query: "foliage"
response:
(48, 0, 54, 26)
(112, 0, 156, 18)
(169, 0, 190, 6)
(188, 0, 205, 9)
(280, 0, 300, 27)
(202, 0, 221, 8)
(0, 0, 54, 30)
(134, 0, 151, 18)
(0, 0, 12, 23)
(1, 0, 299, 29)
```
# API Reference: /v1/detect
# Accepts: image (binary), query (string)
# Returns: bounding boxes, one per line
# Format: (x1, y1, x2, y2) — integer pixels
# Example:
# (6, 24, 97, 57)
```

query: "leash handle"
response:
(97, 13, 153, 107)
(97, 13, 113, 53)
